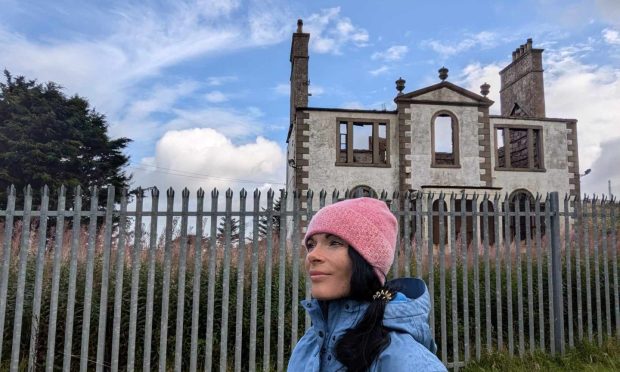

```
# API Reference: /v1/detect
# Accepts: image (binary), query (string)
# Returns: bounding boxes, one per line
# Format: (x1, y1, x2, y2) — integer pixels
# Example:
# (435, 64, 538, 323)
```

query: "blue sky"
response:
(1, 0, 619, 197)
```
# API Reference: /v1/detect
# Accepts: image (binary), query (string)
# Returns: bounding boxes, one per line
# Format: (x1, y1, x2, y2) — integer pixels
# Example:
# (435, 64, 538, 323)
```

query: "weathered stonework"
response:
(398, 103, 412, 192)
(478, 107, 492, 187)
(499, 40, 545, 117)
(566, 120, 580, 198)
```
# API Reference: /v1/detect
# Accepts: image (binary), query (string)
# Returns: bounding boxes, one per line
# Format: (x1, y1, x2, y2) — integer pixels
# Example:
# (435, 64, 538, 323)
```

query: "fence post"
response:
(550, 192, 565, 354)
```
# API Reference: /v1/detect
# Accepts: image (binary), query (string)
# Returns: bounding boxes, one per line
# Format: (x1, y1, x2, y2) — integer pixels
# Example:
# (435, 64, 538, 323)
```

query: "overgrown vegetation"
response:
(463, 338, 620, 371)
(0, 218, 618, 370)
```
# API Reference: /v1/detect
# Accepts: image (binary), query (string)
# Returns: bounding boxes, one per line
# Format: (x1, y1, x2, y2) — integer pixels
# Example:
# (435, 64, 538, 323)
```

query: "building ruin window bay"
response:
(496, 126, 542, 170)
(337, 119, 388, 166)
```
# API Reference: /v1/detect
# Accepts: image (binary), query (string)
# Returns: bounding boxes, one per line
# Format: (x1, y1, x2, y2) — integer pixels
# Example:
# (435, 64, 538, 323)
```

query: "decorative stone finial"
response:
(297, 19, 303, 33)
(438, 66, 448, 81)
(480, 82, 490, 97)
(395, 77, 406, 95)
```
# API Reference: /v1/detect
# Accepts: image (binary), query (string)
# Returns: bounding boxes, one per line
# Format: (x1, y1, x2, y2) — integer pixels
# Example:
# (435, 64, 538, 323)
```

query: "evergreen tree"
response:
(258, 195, 281, 239)
(0, 70, 131, 208)
(216, 216, 240, 244)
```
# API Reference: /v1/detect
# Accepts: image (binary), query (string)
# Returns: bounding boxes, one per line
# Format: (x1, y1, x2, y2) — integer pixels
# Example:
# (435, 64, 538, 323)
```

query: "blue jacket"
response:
(287, 278, 447, 371)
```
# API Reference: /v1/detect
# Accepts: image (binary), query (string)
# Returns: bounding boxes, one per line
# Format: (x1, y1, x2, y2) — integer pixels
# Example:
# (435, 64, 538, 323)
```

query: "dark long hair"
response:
(334, 248, 397, 372)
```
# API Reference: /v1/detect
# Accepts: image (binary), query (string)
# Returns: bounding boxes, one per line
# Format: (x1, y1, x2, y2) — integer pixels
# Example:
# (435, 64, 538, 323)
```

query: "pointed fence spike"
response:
(197, 188, 205, 198)
(182, 188, 190, 198)
(319, 189, 326, 199)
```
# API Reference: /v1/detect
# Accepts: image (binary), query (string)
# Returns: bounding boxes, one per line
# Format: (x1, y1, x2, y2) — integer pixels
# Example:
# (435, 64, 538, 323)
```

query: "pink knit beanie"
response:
(304, 197, 398, 285)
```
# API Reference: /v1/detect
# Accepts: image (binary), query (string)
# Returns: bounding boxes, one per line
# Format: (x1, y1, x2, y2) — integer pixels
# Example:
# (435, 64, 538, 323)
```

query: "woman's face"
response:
(304, 233, 352, 300)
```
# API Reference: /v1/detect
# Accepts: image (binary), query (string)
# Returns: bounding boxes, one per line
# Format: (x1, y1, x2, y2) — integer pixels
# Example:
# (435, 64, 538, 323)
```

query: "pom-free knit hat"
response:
(304, 197, 398, 285)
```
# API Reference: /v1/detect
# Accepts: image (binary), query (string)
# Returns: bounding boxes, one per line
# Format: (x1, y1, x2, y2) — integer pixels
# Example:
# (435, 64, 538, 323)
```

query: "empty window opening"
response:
(495, 126, 542, 170)
(432, 113, 458, 166)
(337, 119, 389, 166)
(378, 123, 387, 164)
(339, 122, 347, 163)
(496, 128, 506, 168)
(353, 122, 373, 164)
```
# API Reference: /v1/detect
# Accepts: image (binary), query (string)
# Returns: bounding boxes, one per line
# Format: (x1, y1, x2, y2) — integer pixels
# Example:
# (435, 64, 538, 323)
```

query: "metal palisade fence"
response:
(0, 185, 618, 371)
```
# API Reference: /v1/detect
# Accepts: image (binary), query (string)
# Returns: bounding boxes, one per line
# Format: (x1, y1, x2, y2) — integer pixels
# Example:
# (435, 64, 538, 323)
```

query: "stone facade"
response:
(499, 39, 546, 117)
(285, 24, 580, 213)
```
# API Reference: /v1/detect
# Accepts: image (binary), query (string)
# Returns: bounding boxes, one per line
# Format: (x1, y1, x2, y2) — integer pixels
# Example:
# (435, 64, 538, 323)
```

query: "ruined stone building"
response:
(285, 20, 581, 237)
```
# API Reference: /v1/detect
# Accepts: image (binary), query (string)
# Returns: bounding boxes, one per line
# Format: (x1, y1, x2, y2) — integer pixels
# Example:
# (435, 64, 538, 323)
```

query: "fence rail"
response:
(0, 185, 618, 371)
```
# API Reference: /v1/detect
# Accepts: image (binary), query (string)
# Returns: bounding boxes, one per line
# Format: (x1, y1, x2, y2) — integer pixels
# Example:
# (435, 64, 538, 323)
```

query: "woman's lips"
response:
(309, 270, 329, 279)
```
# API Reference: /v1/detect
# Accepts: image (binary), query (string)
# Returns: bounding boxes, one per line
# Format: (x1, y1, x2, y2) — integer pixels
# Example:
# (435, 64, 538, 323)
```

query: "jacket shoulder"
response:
(373, 332, 447, 372)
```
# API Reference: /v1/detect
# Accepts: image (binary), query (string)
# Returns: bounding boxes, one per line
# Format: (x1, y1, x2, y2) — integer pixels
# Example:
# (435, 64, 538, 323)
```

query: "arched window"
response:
(350, 185, 377, 198)
(431, 111, 459, 167)
(508, 189, 537, 241)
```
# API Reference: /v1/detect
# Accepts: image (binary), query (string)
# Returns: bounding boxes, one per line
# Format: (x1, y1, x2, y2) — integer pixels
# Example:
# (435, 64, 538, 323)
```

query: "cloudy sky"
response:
(1, 0, 619, 199)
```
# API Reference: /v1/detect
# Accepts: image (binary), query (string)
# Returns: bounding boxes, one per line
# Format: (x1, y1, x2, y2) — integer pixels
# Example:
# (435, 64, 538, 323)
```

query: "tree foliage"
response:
(0, 70, 131, 208)
(258, 195, 281, 239)
(216, 216, 240, 244)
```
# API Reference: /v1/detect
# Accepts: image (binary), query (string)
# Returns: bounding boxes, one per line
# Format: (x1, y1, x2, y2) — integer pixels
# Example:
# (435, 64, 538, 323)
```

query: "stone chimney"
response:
(290, 19, 309, 126)
(499, 38, 545, 117)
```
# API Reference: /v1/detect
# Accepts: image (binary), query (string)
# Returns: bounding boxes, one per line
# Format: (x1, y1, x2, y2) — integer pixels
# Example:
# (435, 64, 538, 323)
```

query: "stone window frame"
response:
(493, 123, 546, 172)
(431, 110, 460, 168)
(335, 117, 391, 168)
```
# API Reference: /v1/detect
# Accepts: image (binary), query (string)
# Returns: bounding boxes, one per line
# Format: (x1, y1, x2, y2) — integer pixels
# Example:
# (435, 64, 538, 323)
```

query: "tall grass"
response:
(0, 217, 618, 370)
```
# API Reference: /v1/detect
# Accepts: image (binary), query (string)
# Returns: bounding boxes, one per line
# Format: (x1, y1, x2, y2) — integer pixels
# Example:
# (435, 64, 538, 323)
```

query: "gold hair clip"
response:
(372, 289, 394, 301)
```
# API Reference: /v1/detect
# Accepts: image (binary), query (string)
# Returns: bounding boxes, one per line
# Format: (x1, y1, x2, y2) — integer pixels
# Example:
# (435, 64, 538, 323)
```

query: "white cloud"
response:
(602, 28, 620, 44)
(164, 107, 267, 140)
(595, 0, 620, 26)
(582, 137, 620, 197)
(132, 128, 286, 195)
(274, 83, 290, 95)
(341, 101, 364, 109)
(544, 45, 620, 193)
(304, 7, 369, 54)
(207, 75, 238, 86)
(369, 65, 389, 76)
(372, 45, 408, 61)
(422, 31, 499, 57)
(458, 62, 503, 114)
(110, 81, 199, 141)
(309, 84, 324, 96)
(205, 90, 229, 103)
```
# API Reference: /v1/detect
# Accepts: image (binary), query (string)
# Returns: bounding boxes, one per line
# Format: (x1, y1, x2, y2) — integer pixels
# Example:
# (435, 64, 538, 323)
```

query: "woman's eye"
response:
(306, 242, 315, 251)
(330, 240, 342, 246)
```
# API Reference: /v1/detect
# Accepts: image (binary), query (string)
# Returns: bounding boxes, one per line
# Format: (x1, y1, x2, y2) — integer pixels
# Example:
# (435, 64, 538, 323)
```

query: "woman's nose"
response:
(306, 245, 324, 263)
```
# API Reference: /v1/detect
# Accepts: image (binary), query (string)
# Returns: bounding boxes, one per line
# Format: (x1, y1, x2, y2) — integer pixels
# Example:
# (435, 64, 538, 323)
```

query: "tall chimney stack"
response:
(499, 38, 545, 117)
(290, 19, 310, 126)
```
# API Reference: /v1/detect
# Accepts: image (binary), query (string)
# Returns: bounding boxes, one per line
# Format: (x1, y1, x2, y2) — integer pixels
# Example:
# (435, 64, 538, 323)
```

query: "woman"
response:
(288, 197, 446, 372)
